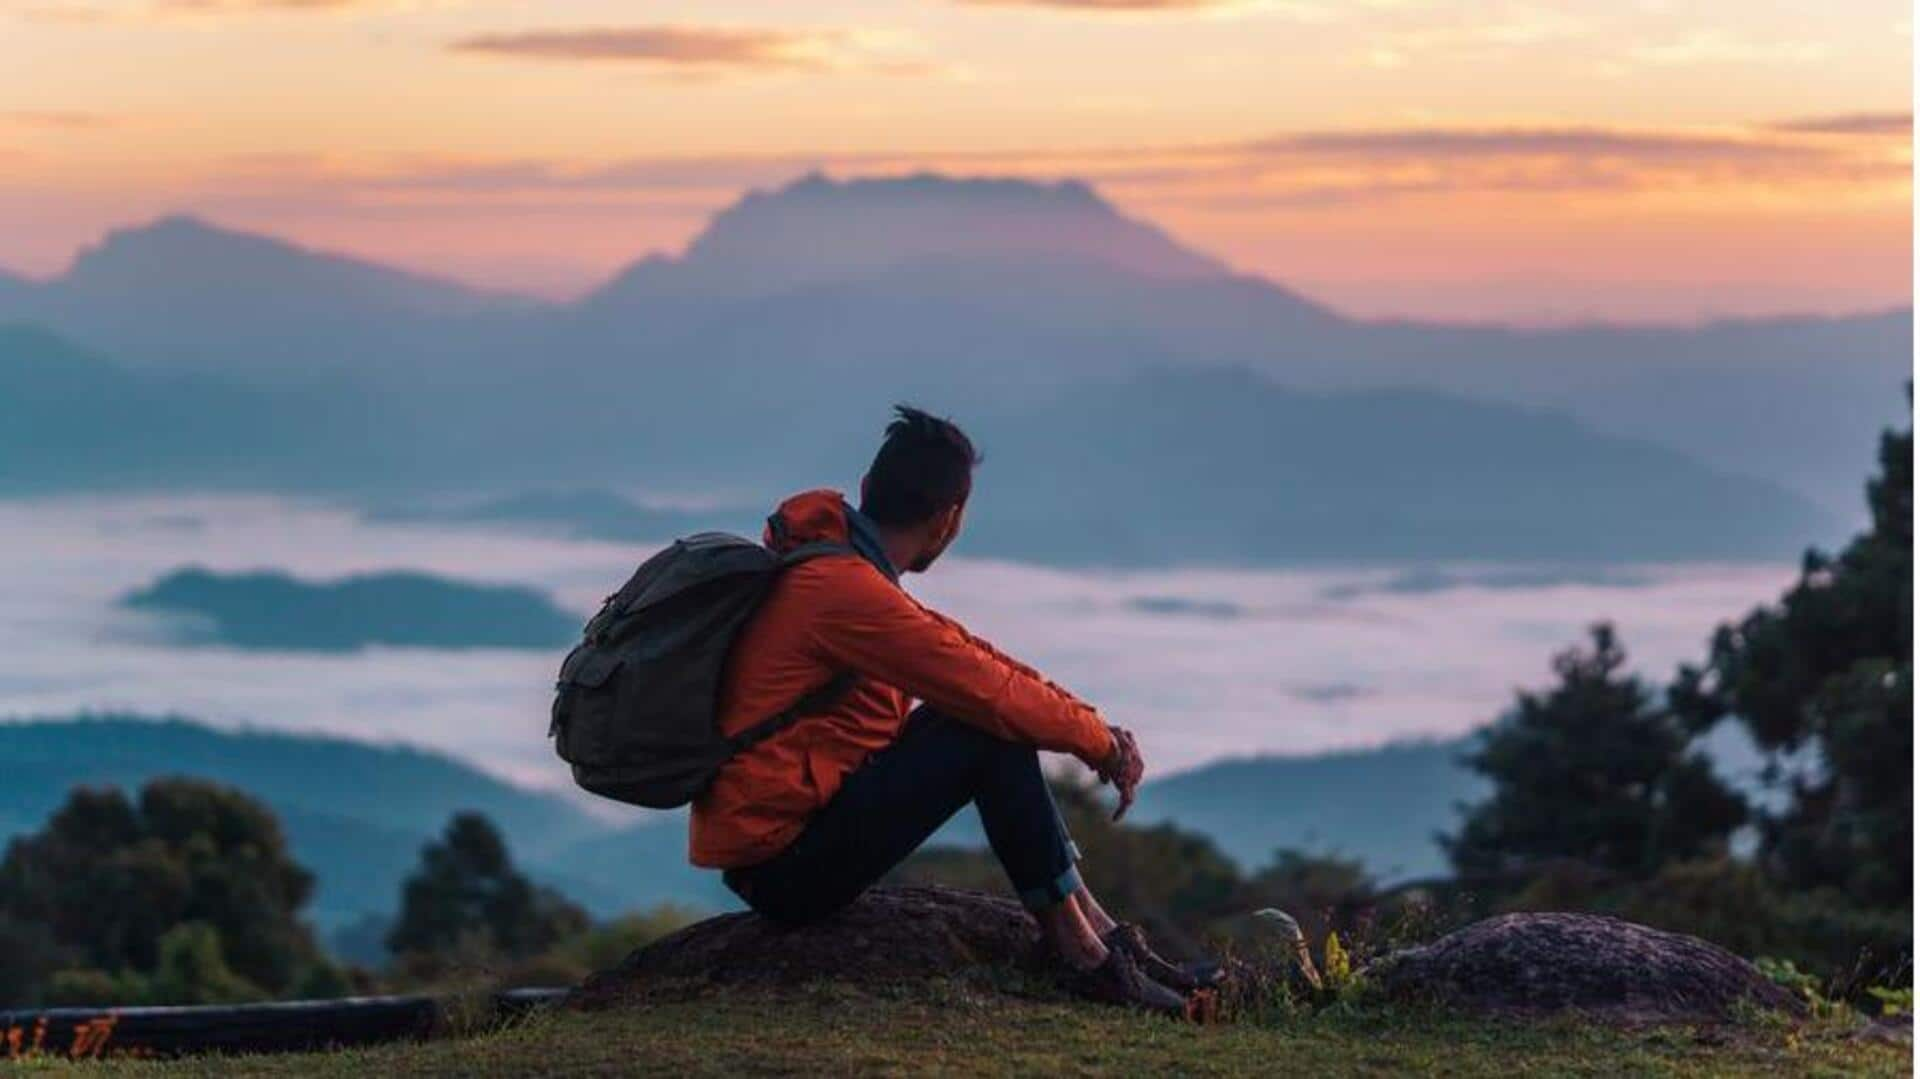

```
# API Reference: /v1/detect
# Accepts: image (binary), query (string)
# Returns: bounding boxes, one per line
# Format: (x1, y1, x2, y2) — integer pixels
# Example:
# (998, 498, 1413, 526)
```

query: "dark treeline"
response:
(0, 791, 693, 1008)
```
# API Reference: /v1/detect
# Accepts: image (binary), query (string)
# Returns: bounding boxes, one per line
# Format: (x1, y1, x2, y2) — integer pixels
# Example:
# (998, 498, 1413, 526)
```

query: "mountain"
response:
(535, 820, 742, 915)
(1115, 723, 1776, 882)
(0, 323, 382, 493)
(587, 172, 1237, 310)
(0, 716, 624, 934)
(0, 216, 529, 381)
(6, 311, 1834, 563)
(1, 714, 1475, 933)
(0, 716, 1780, 942)
(406, 370, 1831, 565)
(958, 369, 1829, 563)
(63, 215, 506, 318)
(1130, 740, 1483, 881)
(0, 268, 35, 310)
(0, 716, 1477, 935)
(0, 716, 755, 946)
(571, 175, 1906, 520)
(1345, 313, 1913, 520)
(2, 173, 1904, 553)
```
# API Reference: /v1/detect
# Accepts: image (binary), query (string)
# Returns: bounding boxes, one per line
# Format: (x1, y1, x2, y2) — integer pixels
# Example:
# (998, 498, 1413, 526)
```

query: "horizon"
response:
(5, 173, 1915, 332)
(1, 1, 1910, 325)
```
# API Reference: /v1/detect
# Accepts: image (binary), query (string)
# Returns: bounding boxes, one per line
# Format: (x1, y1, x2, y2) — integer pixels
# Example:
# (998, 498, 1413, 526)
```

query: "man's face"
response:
(909, 500, 966, 573)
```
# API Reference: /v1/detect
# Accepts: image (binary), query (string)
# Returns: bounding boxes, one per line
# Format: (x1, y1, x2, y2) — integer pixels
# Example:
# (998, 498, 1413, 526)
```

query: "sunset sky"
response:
(1, 0, 1911, 323)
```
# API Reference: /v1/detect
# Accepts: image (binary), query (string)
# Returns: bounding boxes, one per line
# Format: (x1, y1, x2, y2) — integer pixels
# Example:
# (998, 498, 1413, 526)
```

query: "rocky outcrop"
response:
(573, 886, 1043, 1008)
(576, 887, 1804, 1026)
(1366, 911, 1803, 1022)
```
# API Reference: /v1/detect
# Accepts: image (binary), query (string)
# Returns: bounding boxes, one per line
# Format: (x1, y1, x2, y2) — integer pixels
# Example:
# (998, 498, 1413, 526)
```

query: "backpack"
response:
(547, 531, 859, 808)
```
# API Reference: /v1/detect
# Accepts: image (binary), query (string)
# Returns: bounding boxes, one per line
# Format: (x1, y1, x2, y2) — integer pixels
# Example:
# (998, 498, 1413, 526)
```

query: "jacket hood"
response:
(764, 489, 899, 581)
(764, 488, 850, 549)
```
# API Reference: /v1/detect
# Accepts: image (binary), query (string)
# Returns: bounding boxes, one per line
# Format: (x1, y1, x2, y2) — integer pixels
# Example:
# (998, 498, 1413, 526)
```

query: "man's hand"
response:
(1097, 725, 1145, 821)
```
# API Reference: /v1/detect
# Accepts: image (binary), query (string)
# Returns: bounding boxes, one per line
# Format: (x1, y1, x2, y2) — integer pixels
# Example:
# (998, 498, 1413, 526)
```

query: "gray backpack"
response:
(548, 532, 858, 808)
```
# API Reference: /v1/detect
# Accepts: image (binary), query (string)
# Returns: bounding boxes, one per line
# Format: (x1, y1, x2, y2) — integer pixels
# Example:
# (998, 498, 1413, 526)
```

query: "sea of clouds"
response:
(0, 495, 1795, 799)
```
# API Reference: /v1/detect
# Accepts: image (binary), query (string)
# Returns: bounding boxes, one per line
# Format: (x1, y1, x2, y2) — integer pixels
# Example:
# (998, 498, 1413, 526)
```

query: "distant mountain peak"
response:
(81, 213, 316, 263)
(739, 171, 1109, 212)
(61, 213, 526, 320)
(588, 171, 1231, 307)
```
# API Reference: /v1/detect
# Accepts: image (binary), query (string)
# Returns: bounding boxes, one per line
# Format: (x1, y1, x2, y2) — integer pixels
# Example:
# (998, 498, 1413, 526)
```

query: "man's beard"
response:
(908, 537, 952, 573)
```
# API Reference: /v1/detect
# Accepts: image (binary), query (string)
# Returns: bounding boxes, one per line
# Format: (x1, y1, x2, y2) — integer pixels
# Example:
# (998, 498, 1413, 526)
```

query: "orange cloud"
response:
(329, 119, 1903, 210)
(1769, 112, 1913, 136)
(449, 25, 931, 75)
(5, 115, 1903, 319)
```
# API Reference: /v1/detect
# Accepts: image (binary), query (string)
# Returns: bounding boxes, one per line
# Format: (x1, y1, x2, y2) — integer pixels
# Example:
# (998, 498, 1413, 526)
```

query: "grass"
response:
(9, 981, 1910, 1077)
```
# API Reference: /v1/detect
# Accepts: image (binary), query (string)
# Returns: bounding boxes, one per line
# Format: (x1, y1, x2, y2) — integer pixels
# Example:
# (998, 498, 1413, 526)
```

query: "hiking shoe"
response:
(1062, 945, 1191, 1017)
(1106, 923, 1225, 994)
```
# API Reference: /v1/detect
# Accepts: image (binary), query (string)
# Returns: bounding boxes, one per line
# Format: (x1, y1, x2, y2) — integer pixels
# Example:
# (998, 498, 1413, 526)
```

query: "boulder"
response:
(575, 888, 1804, 1027)
(1367, 911, 1803, 1022)
(573, 885, 1042, 1008)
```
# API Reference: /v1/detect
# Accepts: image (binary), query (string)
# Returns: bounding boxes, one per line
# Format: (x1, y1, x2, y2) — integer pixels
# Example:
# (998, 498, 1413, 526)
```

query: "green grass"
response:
(12, 983, 1910, 1077)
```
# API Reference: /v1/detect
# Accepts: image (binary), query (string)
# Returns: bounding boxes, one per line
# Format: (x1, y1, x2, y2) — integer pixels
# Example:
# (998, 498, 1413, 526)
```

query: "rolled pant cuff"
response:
(1017, 863, 1083, 911)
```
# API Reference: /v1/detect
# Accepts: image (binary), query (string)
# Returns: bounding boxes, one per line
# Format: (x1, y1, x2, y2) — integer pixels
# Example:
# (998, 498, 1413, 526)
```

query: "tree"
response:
(1672, 414, 1912, 906)
(386, 812, 588, 961)
(0, 778, 332, 1006)
(1445, 624, 1746, 881)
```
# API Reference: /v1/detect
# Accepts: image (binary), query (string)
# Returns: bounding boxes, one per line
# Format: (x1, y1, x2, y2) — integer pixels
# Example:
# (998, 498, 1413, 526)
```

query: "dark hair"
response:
(859, 405, 981, 527)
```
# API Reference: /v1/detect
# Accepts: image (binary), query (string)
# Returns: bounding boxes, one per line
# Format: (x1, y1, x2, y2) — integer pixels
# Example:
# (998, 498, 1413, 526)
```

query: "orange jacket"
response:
(689, 489, 1115, 869)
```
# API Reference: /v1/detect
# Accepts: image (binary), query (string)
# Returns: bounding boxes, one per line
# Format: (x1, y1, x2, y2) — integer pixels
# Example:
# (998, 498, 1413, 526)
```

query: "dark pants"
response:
(723, 706, 1083, 927)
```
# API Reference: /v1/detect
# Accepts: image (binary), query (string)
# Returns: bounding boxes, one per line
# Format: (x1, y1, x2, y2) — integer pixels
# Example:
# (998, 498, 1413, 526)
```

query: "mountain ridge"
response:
(0, 320, 1846, 563)
(64, 214, 522, 314)
(0, 171, 1903, 538)
(588, 172, 1239, 309)
(10, 177, 1903, 334)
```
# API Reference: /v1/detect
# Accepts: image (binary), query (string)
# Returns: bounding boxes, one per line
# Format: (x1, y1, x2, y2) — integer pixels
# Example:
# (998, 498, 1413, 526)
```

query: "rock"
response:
(1367, 912, 1803, 1022)
(573, 885, 1042, 1008)
(574, 890, 1804, 1028)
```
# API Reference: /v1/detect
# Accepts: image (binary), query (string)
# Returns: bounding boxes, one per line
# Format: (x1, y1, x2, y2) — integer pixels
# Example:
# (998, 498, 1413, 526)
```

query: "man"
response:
(692, 406, 1208, 1014)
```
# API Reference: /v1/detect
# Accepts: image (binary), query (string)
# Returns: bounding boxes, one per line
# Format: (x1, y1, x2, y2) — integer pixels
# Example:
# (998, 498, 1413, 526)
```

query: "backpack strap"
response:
(726, 670, 858, 755)
(726, 534, 879, 755)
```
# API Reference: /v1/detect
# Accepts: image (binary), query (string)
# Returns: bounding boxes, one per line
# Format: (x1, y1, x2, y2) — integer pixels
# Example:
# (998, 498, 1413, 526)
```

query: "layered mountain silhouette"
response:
(5, 216, 523, 382)
(589, 173, 1237, 308)
(1, 173, 1906, 561)
(0, 715, 1455, 947)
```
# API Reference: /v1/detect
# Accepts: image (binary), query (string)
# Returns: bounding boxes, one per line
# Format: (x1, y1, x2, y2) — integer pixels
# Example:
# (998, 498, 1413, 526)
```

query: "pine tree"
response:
(1672, 411, 1912, 906)
(1446, 624, 1746, 880)
(386, 812, 588, 961)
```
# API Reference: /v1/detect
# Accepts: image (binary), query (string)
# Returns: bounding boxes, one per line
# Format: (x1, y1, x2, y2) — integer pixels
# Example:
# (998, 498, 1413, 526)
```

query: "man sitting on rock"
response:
(692, 405, 1206, 1015)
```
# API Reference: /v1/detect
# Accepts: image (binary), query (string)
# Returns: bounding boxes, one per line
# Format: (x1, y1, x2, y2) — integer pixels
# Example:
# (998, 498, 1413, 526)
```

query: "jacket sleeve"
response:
(801, 561, 1115, 767)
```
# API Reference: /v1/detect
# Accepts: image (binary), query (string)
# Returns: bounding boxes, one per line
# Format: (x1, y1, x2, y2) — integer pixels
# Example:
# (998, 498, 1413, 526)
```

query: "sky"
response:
(0, 0, 1911, 323)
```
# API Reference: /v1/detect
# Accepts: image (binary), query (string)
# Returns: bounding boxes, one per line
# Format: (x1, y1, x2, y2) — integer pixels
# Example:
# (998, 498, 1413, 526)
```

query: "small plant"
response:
(1323, 931, 1352, 988)
(1754, 956, 1821, 1000)
(1865, 985, 1912, 1018)
(1753, 956, 1857, 1025)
